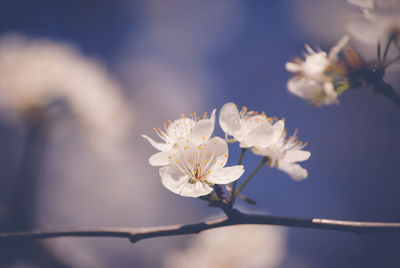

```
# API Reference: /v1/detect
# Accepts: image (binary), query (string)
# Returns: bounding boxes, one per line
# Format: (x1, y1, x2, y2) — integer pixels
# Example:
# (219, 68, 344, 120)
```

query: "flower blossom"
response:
(142, 109, 216, 166)
(219, 102, 279, 148)
(252, 121, 310, 180)
(285, 36, 349, 106)
(159, 137, 244, 197)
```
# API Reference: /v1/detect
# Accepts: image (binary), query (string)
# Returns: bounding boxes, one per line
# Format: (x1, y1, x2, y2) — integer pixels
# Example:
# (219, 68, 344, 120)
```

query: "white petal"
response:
(328, 35, 349, 61)
(271, 120, 285, 144)
(179, 182, 213, 197)
(190, 109, 216, 145)
(207, 137, 229, 169)
(160, 165, 189, 194)
(285, 62, 302, 73)
(287, 77, 321, 99)
(167, 117, 194, 140)
(219, 102, 241, 136)
(282, 150, 311, 163)
(278, 162, 308, 180)
(149, 151, 171, 166)
(243, 123, 274, 148)
(160, 160, 213, 198)
(142, 134, 170, 151)
(207, 165, 244, 184)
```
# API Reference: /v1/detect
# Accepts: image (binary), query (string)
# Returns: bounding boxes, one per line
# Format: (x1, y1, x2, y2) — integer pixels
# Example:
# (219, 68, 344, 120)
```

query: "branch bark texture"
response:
(1, 210, 400, 244)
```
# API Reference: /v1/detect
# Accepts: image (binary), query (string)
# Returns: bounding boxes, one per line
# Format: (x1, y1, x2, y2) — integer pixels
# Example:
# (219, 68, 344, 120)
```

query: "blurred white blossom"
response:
(159, 137, 244, 197)
(0, 34, 131, 154)
(347, 0, 400, 46)
(286, 36, 349, 106)
(143, 109, 216, 166)
(164, 225, 287, 268)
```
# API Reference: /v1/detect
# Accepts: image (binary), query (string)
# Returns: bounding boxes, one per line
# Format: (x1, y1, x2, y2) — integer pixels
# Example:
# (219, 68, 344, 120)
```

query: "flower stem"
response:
(383, 34, 395, 63)
(229, 148, 247, 206)
(235, 157, 268, 197)
(377, 40, 382, 63)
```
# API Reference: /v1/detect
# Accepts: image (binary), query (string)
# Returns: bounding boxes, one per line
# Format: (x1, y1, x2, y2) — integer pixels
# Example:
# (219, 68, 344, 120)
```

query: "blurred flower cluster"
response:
(286, 0, 400, 105)
(164, 225, 287, 268)
(144, 102, 310, 199)
(0, 34, 131, 154)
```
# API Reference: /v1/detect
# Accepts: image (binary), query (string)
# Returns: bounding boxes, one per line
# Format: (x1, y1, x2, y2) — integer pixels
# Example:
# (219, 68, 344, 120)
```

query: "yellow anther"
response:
(282, 118, 286, 123)
(184, 146, 188, 150)
(209, 152, 213, 155)
(203, 112, 207, 118)
(181, 113, 185, 118)
(202, 136, 206, 140)
(186, 139, 190, 142)
(176, 160, 180, 163)
(174, 143, 177, 147)
(224, 153, 228, 158)
(168, 156, 172, 159)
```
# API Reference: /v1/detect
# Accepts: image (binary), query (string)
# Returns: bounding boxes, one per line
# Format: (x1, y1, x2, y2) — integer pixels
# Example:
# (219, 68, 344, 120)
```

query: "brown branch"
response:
(1, 210, 400, 244)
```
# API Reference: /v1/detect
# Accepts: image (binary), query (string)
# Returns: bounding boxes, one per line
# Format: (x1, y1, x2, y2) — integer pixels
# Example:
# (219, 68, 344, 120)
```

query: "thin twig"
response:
(229, 148, 247, 206)
(1, 210, 400, 244)
(235, 157, 268, 196)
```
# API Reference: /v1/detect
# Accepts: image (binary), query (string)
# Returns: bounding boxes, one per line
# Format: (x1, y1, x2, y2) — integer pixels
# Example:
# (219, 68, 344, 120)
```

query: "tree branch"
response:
(1, 210, 400, 244)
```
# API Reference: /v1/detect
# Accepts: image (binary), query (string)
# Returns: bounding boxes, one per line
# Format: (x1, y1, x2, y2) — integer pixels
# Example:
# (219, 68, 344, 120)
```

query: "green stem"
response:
(235, 157, 268, 196)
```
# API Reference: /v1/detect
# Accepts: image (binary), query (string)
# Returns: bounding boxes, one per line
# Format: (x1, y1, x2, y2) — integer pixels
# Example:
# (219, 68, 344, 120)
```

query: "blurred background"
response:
(0, 0, 399, 267)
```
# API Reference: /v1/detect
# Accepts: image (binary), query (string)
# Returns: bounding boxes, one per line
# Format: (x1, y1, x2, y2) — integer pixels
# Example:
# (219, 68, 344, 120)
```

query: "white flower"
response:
(159, 137, 244, 197)
(143, 109, 216, 166)
(219, 102, 277, 148)
(164, 225, 287, 268)
(252, 123, 310, 181)
(285, 36, 349, 106)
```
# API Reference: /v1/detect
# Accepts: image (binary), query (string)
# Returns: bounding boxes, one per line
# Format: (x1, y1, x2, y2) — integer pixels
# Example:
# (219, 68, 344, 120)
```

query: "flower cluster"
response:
(286, 0, 400, 106)
(285, 36, 349, 106)
(219, 103, 310, 181)
(143, 110, 244, 197)
(144, 102, 310, 198)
